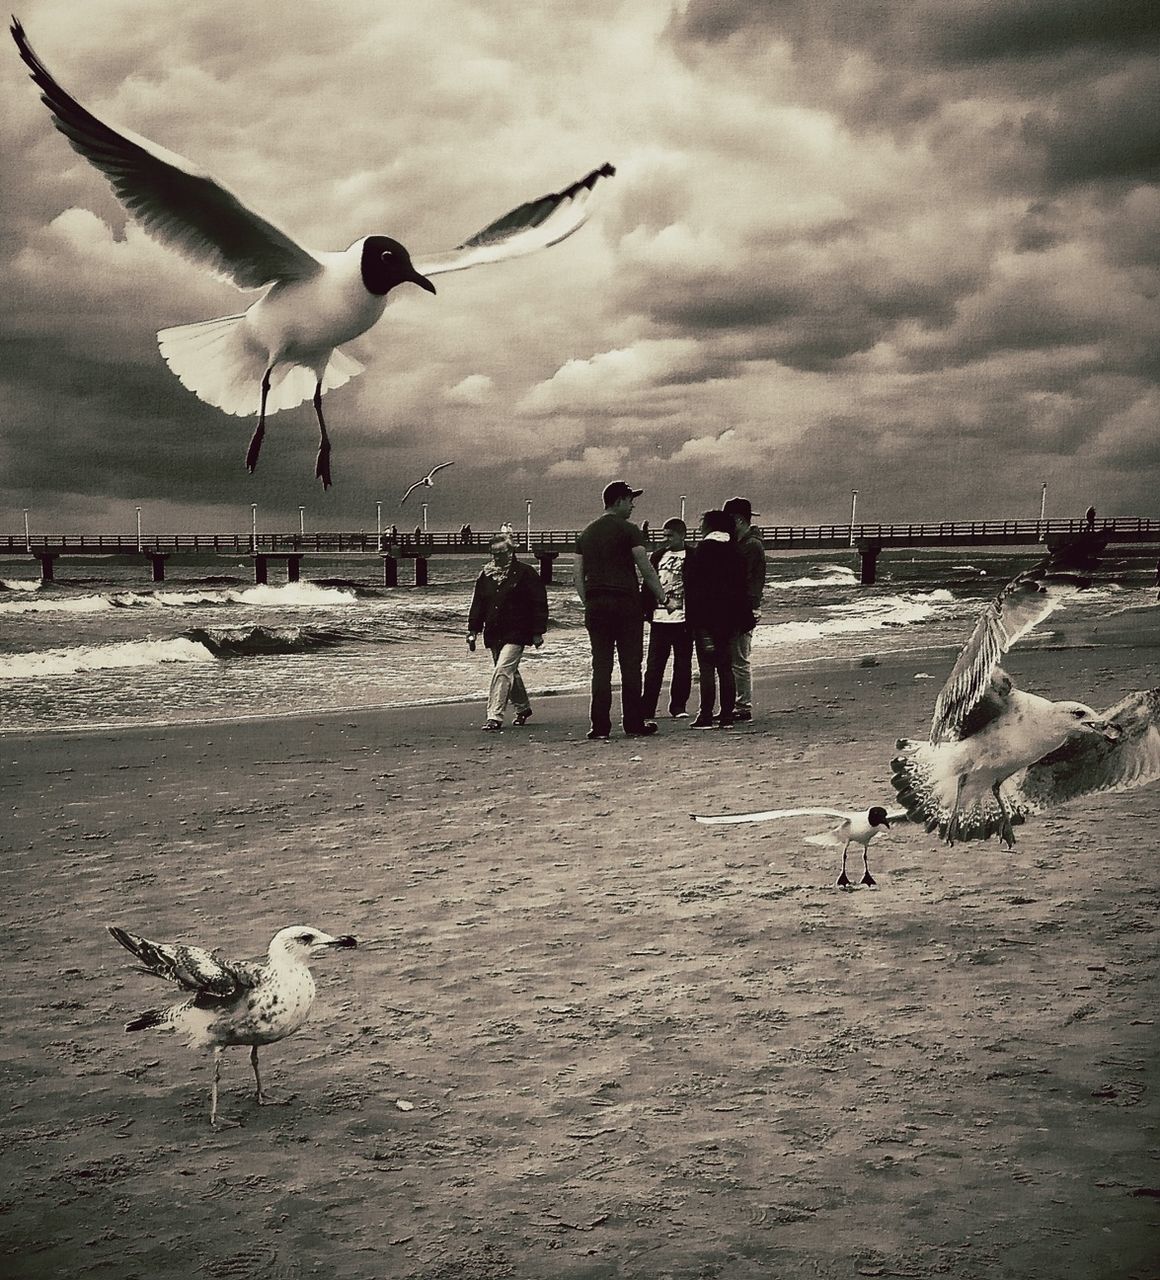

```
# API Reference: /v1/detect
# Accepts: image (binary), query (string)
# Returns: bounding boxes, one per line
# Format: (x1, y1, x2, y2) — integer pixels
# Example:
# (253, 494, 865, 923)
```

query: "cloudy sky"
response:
(3, 0, 1158, 535)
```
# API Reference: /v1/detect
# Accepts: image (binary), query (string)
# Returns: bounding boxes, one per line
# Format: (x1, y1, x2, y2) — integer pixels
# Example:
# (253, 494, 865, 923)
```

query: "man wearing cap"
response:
(641, 517, 693, 720)
(723, 497, 766, 722)
(575, 481, 668, 739)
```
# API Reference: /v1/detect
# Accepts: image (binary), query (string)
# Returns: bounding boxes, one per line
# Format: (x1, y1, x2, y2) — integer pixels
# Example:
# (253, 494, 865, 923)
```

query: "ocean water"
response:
(0, 546, 1154, 733)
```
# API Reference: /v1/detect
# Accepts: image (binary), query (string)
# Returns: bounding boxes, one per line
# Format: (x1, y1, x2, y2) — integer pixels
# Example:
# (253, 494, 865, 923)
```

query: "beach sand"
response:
(2, 623, 1158, 1279)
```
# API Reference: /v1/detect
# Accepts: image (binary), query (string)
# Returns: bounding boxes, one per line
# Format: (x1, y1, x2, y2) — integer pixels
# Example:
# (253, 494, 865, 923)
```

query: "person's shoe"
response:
(624, 722, 658, 737)
(482, 719, 503, 732)
(690, 716, 716, 728)
(717, 717, 735, 729)
(733, 707, 752, 722)
(670, 710, 690, 719)
(514, 710, 532, 726)
(586, 729, 610, 740)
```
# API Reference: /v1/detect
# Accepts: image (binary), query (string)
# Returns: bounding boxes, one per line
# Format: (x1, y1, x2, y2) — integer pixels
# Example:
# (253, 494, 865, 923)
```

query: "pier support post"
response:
(856, 541, 882, 586)
(254, 555, 269, 585)
(535, 551, 559, 584)
(381, 555, 398, 588)
(287, 555, 302, 583)
(35, 553, 56, 584)
(414, 556, 429, 587)
(147, 554, 168, 583)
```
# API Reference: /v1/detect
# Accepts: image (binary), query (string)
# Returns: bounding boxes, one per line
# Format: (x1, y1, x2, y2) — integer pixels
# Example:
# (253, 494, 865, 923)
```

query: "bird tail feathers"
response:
(157, 316, 365, 417)
(803, 832, 842, 848)
(891, 739, 1025, 844)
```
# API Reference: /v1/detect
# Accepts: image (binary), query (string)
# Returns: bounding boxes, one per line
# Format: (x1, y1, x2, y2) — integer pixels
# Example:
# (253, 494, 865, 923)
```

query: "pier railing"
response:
(3, 516, 1159, 554)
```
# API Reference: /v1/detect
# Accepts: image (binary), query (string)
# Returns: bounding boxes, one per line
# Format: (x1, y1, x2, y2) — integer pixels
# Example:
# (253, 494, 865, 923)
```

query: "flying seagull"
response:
(12, 19, 615, 488)
(693, 804, 906, 886)
(891, 574, 1160, 846)
(400, 461, 455, 505)
(108, 923, 357, 1127)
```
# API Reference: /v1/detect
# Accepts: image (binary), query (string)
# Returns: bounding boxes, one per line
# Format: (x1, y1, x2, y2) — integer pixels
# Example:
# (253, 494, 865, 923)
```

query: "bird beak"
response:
(1099, 722, 1122, 742)
(327, 935, 358, 949)
(410, 270, 436, 295)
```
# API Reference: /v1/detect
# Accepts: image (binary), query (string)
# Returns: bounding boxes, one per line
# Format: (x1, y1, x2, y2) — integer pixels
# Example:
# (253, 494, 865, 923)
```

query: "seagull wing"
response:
(107, 926, 260, 998)
(412, 163, 615, 278)
(930, 575, 1072, 744)
(13, 20, 321, 290)
(693, 807, 851, 826)
(399, 480, 422, 505)
(426, 462, 455, 480)
(1008, 688, 1160, 813)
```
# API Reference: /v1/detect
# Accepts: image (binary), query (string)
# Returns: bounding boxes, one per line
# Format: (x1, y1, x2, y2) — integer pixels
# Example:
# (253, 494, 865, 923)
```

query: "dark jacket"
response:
(468, 559, 549, 649)
(685, 538, 756, 638)
(735, 525, 767, 612)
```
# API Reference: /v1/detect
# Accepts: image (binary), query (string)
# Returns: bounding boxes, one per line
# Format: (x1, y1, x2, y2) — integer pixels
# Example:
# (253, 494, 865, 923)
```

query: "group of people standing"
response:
(465, 480, 765, 737)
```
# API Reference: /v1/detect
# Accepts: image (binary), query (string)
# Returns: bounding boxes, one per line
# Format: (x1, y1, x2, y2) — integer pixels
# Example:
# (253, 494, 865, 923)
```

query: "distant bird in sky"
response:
(891, 574, 1160, 845)
(108, 923, 357, 1128)
(400, 461, 455, 505)
(693, 804, 905, 887)
(12, 19, 616, 488)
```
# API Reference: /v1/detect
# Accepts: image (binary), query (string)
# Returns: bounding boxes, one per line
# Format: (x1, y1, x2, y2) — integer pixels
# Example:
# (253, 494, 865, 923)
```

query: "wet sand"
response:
(1, 629, 1158, 1279)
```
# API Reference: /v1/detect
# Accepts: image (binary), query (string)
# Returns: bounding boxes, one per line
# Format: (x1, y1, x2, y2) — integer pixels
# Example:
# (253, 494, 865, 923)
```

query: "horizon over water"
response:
(1, 547, 1155, 734)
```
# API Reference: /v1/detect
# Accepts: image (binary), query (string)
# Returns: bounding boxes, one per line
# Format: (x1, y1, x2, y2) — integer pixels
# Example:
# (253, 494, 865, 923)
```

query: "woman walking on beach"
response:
(685, 509, 756, 729)
(467, 534, 549, 731)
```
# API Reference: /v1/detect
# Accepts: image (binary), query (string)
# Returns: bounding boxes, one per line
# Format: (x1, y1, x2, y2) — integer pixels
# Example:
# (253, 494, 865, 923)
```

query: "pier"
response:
(3, 518, 1159, 587)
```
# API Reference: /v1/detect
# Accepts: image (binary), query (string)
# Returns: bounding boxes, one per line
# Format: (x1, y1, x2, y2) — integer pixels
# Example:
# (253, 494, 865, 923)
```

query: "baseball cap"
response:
(603, 480, 644, 506)
(662, 517, 687, 533)
(723, 496, 759, 521)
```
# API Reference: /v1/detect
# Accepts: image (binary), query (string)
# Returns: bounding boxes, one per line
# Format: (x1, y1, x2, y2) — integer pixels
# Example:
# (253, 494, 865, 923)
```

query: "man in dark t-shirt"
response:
(575, 480, 667, 739)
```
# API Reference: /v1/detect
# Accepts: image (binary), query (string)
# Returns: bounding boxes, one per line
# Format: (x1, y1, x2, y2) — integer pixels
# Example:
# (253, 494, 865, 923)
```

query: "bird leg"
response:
(944, 776, 966, 846)
(313, 381, 332, 489)
(245, 367, 274, 474)
(861, 847, 876, 887)
(210, 1047, 240, 1129)
(836, 840, 852, 888)
(250, 1044, 292, 1107)
(992, 782, 1017, 849)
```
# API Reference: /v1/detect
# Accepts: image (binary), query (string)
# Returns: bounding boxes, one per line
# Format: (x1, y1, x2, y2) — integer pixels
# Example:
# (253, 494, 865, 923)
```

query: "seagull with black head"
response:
(12, 18, 615, 487)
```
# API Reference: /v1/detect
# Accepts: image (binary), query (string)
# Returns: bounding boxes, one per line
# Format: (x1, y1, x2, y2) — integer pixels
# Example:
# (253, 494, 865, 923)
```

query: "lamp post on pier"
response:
(421, 502, 429, 535)
(23, 508, 30, 551)
(679, 494, 687, 524)
(849, 489, 859, 547)
(1039, 482, 1047, 522)
(250, 503, 258, 552)
(376, 501, 382, 552)
(525, 499, 533, 550)
(135, 506, 142, 552)
(298, 506, 305, 536)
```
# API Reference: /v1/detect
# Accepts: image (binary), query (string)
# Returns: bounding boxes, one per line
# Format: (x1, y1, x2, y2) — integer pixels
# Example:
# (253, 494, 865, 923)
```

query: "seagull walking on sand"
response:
(693, 805, 905, 887)
(108, 924, 357, 1127)
(891, 574, 1160, 847)
(12, 18, 616, 488)
(400, 462, 454, 505)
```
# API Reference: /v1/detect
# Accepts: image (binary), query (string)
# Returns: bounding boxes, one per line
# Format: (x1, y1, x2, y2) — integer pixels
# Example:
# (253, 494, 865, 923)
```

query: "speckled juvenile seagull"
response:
(693, 805, 906, 886)
(891, 574, 1160, 846)
(108, 924, 357, 1127)
(12, 18, 615, 487)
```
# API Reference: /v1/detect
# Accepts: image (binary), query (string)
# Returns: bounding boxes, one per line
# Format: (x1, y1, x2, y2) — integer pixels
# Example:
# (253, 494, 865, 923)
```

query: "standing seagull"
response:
(400, 461, 455, 505)
(693, 805, 905, 886)
(108, 923, 357, 1127)
(891, 574, 1160, 846)
(12, 19, 616, 487)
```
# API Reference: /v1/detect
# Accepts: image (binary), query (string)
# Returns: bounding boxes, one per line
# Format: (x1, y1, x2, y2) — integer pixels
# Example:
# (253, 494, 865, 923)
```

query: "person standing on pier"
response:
(575, 481, 668, 739)
(467, 533, 548, 732)
(723, 497, 766, 723)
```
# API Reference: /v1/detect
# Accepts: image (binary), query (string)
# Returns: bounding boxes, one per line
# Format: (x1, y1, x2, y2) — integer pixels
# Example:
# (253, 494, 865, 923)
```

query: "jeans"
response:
(696, 630, 736, 722)
(730, 628, 754, 710)
(584, 593, 647, 734)
(642, 621, 693, 717)
(487, 643, 531, 722)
